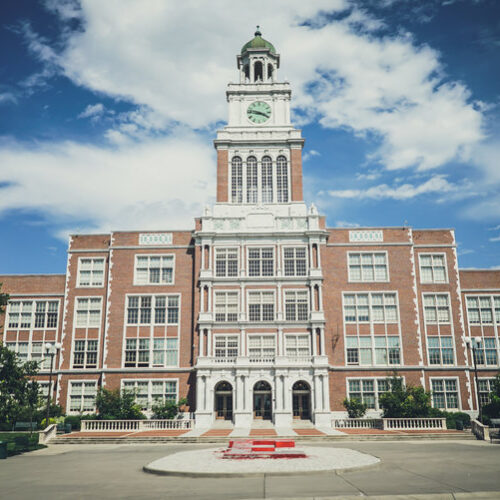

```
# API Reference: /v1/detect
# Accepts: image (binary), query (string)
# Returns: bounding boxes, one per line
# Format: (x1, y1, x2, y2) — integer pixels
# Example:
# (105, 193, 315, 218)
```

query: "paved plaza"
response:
(1, 440, 500, 499)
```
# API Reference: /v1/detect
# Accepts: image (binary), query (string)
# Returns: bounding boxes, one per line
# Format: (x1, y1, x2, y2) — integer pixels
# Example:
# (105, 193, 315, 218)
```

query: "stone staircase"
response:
(51, 430, 475, 445)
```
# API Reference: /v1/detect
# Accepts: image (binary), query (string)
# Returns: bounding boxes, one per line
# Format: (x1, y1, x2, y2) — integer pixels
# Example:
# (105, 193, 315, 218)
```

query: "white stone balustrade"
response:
(471, 419, 489, 440)
(382, 418, 446, 430)
(80, 419, 194, 432)
(333, 417, 447, 430)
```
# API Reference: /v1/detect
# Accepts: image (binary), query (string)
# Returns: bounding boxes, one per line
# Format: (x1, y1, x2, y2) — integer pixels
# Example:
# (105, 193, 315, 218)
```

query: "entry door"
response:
(215, 394, 233, 420)
(292, 393, 311, 420)
(253, 393, 272, 419)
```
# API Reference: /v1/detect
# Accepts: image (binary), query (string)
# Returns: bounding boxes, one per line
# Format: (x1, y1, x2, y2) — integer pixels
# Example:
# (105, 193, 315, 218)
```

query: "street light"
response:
(44, 342, 62, 427)
(465, 336, 483, 423)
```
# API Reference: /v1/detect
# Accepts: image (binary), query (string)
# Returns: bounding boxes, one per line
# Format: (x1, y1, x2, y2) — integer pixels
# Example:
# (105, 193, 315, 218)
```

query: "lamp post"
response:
(465, 336, 483, 424)
(44, 342, 62, 427)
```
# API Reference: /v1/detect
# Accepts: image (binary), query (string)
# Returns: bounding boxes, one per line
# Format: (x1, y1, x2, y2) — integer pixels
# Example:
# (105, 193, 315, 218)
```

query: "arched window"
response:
(244, 64, 250, 81)
(277, 155, 289, 202)
(261, 156, 273, 203)
(246, 156, 258, 203)
(267, 64, 273, 81)
(231, 156, 242, 203)
(254, 61, 263, 81)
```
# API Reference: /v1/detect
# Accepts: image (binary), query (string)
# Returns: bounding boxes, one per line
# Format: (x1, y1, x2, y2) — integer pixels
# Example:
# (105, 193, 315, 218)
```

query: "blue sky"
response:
(0, 0, 499, 274)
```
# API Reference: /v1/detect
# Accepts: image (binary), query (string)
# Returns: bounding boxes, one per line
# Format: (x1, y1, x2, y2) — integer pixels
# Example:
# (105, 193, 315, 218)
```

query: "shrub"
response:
(482, 373, 500, 423)
(448, 412, 470, 430)
(95, 388, 146, 420)
(64, 415, 82, 431)
(151, 398, 187, 419)
(343, 398, 367, 418)
(40, 417, 56, 428)
(379, 375, 433, 418)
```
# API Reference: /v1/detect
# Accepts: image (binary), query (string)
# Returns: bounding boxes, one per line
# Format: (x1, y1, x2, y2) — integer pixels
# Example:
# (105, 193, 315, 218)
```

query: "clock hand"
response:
(252, 110, 270, 118)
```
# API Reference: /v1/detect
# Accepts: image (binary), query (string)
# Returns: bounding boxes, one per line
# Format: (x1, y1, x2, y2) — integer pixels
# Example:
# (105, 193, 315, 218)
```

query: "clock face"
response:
(247, 101, 271, 124)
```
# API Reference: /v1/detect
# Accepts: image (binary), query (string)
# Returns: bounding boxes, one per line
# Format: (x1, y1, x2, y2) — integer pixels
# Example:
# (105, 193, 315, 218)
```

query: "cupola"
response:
(237, 27, 280, 83)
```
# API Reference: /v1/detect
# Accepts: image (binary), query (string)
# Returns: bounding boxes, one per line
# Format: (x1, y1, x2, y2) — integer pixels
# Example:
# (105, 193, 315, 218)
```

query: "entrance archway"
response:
(253, 380, 272, 420)
(214, 381, 233, 420)
(292, 381, 311, 420)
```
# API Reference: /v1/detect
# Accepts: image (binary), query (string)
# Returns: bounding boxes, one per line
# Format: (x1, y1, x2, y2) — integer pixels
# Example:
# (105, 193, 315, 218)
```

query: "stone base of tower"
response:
(313, 411, 332, 427)
(234, 411, 253, 428)
(194, 411, 214, 429)
(273, 411, 293, 428)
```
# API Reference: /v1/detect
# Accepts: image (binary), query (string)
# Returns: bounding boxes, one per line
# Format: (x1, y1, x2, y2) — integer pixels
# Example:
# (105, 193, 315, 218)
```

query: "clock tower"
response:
(214, 27, 305, 204)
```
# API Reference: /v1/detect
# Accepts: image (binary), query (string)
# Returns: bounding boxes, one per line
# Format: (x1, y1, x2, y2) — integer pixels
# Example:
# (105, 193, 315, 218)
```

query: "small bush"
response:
(152, 398, 187, 420)
(445, 411, 471, 430)
(40, 417, 56, 429)
(64, 415, 82, 431)
(343, 398, 367, 418)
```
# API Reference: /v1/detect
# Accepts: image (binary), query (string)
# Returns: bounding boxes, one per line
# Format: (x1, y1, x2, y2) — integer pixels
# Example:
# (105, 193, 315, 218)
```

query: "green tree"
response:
(0, 343, 40, 427)
(95, 388, 145, 420)
(483, 373, 500, 423)
(379, 375, 433, 418)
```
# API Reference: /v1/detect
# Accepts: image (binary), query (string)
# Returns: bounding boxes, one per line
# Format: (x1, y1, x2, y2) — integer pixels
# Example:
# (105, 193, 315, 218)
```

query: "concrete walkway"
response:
(1, 440, 499, 499)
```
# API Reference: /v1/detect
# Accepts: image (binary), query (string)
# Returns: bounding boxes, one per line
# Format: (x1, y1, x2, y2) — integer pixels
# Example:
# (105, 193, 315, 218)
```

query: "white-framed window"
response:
(347, 378, 390, 410)
(230, 155, 289, 204)
(122, 379, 178, 411)
(215, 248, 238, 277)
(276, 155, 289, 203)
(423, 294, 451, 324)
(75, 297, 102, 328)
(473, 337, 498, 366)
(283, 247, 307, 277)
(419, 254, 447, 283)
(73, 339, 98, 368)
(427, 336, 454, 365)
(466, 295, 500, 325)
(285, 334, 311, 358)
(246, 156, 258, 203)
(214, 291, 239, 322)
(248, 291, 275, 321)
(261, 155, 273, 203)
(248, 334, 276, 361)
(38, 381, 52, 398)
(6, 341, 52, 370)
(77, 257, 105, 287)
(126, 295, 179, 325)
(431, 378, 459, 409)
(248, 247, 274, 277)
(7, 300, 59, 329)
(284, 290, 308, 321)
(348, 253, 388, 282)
(231, 156, 243, 203)
(214, 335, 239, 359)
(68, 381, 97, 413)
(478, 378, 496, 406)
(343, 293, 398, 323)
(345, 336, 401, 366)
(134, 254, 174, 285)
(124, 337, 178, 367)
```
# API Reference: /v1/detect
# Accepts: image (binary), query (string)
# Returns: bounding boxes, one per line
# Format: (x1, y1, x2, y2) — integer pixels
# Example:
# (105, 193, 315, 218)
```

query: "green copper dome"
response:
(241, 27, 276, 54)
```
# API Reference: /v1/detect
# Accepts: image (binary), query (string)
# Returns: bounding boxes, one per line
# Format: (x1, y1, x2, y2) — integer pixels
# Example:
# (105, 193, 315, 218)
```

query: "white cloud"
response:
(303, 149, 321, 162)
(25, 0, 483, 171)
(356, 170, 381, 181)
(490, 235, 500, 242)
(0, 93, 17, 104)
(78, 103, 105, 119)
(327, 175, 464, 200)
(0, 132, 215, 238)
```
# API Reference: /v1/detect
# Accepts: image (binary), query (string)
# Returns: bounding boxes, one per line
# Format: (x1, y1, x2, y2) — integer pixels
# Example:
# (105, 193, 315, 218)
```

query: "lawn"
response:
(0, 432, 46, 457)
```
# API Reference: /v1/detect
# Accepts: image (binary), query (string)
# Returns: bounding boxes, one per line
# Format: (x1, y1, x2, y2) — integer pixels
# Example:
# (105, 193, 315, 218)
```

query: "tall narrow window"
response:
(246, 156, 258, 203)
(261, 156, 273, 203)
(277, 155, 288, 202)
(231, 156, 243, 203)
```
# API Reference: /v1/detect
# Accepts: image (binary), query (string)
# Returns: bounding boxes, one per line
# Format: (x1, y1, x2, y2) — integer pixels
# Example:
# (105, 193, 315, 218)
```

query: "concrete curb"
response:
(142, 460, 381, 478)
(241, 493, 500, 500)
